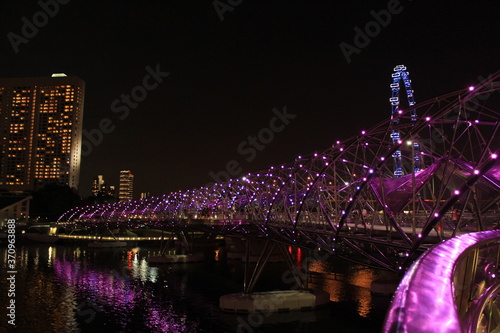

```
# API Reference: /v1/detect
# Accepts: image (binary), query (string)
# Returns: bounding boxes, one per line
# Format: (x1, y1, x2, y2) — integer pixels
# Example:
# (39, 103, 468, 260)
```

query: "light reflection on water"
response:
(54, 251, 198, 332)
(1, 244, 207, 332)
(0, 244, 390, 332)
(308, 259, 377, 318)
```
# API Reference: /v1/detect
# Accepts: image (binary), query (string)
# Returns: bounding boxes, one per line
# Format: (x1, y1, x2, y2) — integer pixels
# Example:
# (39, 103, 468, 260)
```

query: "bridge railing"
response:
(383, 229, 500, 333)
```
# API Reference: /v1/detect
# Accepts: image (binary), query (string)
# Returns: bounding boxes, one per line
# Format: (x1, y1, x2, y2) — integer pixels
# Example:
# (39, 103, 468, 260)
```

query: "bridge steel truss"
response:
(59, 73, 500, 272)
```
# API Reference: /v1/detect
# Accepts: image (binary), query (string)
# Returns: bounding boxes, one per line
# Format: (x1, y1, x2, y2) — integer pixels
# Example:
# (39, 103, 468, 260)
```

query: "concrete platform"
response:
(220, 289, 330, 313)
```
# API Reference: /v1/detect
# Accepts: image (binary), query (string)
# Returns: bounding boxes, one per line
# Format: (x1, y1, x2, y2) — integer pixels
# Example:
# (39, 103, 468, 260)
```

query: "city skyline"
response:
(0, 1, 497, 197)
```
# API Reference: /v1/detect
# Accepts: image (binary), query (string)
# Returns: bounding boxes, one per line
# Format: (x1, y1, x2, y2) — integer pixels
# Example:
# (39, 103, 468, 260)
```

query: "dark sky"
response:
(0, 1, 498, 197)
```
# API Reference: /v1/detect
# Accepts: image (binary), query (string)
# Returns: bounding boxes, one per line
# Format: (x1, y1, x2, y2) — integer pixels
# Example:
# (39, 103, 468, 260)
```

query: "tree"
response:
(30, 183, 82, 221)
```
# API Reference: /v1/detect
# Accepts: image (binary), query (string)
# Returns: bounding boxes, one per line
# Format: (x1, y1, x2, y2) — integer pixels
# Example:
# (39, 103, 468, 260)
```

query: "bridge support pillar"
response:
(220, 239, 330, 313)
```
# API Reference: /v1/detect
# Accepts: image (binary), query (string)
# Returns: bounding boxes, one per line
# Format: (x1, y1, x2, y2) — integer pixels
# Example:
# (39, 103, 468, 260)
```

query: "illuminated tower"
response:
(0, 74, 85, 191)
(119, 170, 134, 201)
(92, 175, 116, 197)
(92, 174, 105, 196)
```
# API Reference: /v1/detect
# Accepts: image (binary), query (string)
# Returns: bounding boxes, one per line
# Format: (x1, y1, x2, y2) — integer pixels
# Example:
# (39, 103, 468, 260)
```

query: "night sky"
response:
(0, 1, 498, 197)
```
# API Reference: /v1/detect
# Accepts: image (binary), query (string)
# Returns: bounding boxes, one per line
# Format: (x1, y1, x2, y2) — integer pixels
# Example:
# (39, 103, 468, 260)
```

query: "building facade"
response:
(0, 74, 85, 191)
(0, 194, 31, 227)
(118, 170, 134, 201)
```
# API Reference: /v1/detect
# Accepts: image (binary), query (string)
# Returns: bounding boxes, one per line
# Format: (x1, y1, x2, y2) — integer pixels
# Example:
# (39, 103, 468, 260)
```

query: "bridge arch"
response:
(58, 72, 500, 271)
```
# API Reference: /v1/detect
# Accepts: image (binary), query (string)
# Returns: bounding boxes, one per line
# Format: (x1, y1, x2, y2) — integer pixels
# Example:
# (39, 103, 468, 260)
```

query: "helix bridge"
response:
(59, 68, 500, 274)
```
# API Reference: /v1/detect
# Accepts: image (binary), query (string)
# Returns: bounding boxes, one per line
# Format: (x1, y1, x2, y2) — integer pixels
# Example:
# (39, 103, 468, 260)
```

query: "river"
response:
(0, 242, 392, 332)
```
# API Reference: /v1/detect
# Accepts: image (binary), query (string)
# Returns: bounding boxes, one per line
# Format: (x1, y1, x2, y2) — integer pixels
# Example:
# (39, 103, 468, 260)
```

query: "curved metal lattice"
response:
(59, 72, 500, 271)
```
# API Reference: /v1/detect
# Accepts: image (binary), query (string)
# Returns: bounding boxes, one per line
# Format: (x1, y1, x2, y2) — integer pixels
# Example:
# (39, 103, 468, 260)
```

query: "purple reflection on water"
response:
(52, 254, 195, 332)
(54, 258, 139, 308)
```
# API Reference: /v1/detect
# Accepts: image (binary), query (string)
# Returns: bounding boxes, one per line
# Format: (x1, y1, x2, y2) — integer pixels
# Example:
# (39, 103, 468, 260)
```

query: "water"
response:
(0, 243, 392, 332)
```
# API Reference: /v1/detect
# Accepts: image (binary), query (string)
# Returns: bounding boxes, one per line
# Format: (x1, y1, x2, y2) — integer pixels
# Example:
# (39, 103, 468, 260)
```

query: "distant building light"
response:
(51, 73, 67, 77)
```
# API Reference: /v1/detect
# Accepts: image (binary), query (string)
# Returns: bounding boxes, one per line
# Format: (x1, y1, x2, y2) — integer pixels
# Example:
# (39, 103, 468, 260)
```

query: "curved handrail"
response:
(383, 229, 500, 333)
(466, 281, 500, 332)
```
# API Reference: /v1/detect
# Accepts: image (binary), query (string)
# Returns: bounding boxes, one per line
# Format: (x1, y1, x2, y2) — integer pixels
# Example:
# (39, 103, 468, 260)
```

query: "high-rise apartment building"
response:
(119, 170, 134, 201)
(0, 74, 85, 191)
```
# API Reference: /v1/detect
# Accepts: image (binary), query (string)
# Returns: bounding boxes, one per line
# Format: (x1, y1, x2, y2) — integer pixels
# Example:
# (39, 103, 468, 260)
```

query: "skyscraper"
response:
(119, 170, 134, 201)
(106, 185, 116, 197)
(0, 74, 85, 191)
(92, 174, 116, 197)
(92, 174, 105, 196)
